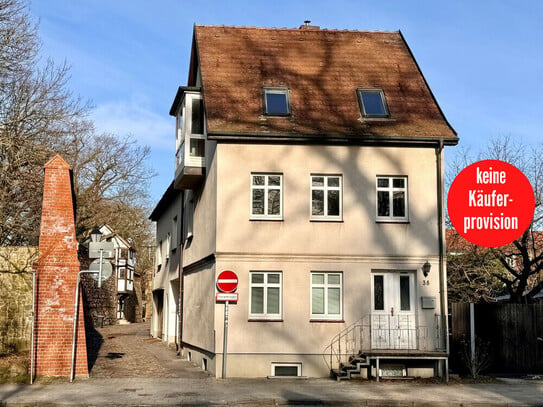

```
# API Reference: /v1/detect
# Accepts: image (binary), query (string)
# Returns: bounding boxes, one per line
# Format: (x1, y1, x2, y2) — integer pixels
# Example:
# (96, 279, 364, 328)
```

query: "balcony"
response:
(171, 88, 206, 190)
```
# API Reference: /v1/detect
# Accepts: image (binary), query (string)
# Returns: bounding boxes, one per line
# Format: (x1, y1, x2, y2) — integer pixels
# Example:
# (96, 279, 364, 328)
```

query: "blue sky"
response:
(28, 1, 543, 204)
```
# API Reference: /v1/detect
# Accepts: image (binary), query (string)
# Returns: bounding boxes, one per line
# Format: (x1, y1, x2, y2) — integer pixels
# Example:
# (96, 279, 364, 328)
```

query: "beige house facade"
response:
(151, 24, 458, 379)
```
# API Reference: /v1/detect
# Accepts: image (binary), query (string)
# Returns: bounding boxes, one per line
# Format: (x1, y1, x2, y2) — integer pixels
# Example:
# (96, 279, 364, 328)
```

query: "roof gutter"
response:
(207, 131, 458, 147)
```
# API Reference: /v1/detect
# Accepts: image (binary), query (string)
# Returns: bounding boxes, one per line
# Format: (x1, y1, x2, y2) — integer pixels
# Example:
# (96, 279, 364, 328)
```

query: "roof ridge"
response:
(194, 24, 399, 34)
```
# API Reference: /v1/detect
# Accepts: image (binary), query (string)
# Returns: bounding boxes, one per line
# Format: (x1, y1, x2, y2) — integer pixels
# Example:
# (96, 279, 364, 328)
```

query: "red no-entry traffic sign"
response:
(216, 270, 238, 293)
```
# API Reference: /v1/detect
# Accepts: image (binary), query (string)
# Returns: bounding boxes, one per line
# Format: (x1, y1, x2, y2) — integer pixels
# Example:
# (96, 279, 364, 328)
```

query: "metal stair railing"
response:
(323, 314, 445, 372)
(323, 315, 369, 372)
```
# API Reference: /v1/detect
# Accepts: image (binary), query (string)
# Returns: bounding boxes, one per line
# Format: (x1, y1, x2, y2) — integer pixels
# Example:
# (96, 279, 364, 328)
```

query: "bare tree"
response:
(0, 0, 90, 245)
(447, 230, 508, 303)
(0, 0, 156, 252)
(447, 136, 543, 303)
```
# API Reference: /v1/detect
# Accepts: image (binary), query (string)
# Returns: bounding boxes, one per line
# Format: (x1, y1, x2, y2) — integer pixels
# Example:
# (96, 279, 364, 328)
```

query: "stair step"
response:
(331, 369, 349, 381)
(350, 357, 369, 365)
(341, 363, 357, 371)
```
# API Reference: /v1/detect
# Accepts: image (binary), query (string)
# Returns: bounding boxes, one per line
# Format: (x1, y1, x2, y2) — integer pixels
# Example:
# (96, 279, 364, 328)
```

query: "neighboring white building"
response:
(150, 24, 458, 379)
(81, 224, 138, 325)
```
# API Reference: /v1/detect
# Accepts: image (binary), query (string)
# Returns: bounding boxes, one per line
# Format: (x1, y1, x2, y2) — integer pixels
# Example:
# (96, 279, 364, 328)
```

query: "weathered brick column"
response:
(33, 155, 88, 377)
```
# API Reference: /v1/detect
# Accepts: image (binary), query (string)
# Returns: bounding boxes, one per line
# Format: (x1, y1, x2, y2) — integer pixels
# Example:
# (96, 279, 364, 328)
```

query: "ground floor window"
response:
(249, 271, 282, 320)
(310, 272, 342, 320)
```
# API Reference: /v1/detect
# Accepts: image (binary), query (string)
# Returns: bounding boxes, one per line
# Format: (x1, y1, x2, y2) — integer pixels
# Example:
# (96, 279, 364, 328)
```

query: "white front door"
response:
(371, 271, 416, 349)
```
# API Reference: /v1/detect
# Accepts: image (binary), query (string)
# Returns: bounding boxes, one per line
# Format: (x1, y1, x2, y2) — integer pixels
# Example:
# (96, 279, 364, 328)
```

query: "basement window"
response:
(271, 363, 302, 377)
(264, 87, 290, 116)
(357, 88, 389, 118)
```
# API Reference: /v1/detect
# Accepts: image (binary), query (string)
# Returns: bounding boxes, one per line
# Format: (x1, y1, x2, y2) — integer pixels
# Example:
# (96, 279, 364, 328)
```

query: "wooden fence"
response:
(451, 303, 543, 373)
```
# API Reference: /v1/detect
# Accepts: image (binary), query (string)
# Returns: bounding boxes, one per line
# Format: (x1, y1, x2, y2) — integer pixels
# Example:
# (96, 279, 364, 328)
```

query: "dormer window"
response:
(357, 89, 389, 118)
(264, 87, 290, 116)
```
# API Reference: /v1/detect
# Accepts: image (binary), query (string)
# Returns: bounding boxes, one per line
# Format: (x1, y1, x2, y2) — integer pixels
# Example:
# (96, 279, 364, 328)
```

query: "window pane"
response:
(312, 288, 324, 314)
(327, 190, 340, 216)
(268, 189, 281, 215)
(251, 287, 264, 314)
(393, 178, 405, 188)
(252, 189, 264, 215)
(377, 178, 388, 188)
(393, 191, 405, 217)
(328, 274, 340, 285)
(266, 92, 289, 115)
(377, 191, 390, 217)
(312, 176, 324, 187)
(328, 177, 340, 187)
(400, 276, 410, 311)
(274, 365, 299, 376)
(267, 287, 280, 314)
(189, 139, 205, 157)
(312, 190, 324, 215)
(312, 274, 324, 285)
(267, 273, 280, 284)
(253, 175, 265, 186)
(251, 273, 264, 284)
(328, 288, 341, 314)
(268, 176, 281, 186)
(374, 275, 384, 311)
(191, 98, 204, 134)
(361, 91, 386, 116)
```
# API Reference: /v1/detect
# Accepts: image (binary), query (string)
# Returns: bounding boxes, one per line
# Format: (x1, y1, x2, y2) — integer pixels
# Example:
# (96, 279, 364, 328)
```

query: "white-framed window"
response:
(249, 271, 282, 320)
(156, 241, 163, 267)
(270, 362, 302, 377)
(310, 272, 342, 320)
(357, 88, 389, 118)
(376, 176, 408, 222)
(175, 92, 205, 170)
(165, 232, 171, 261)
(250, 173, 283, 220)
(171, 216, 178, 252)
(310, 175, 342, 221)
(263, 87, 290, 116)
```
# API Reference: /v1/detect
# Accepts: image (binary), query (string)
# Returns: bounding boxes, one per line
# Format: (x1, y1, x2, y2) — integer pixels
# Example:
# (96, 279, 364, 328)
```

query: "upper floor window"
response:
(357, 89, 389, 118)
(263, 87, 290, 116)
(376, 176, 408, 222)
(251, 173, 283, 220)
(310, 175, 342, 221)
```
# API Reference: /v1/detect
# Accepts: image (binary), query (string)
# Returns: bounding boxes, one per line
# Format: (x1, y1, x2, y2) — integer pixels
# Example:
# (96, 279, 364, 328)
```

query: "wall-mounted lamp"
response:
(422, 261, 431, 278)
(90, 226, 102, 243)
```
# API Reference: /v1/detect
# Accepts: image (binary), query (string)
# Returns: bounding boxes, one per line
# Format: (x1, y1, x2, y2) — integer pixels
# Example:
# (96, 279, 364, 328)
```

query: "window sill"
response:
(310, 319, 344, 323)
(248, 319, 283, 322)
(310, 219, 343, 223)
(376, 220, 410, 224)
(249, 218, 284, 222)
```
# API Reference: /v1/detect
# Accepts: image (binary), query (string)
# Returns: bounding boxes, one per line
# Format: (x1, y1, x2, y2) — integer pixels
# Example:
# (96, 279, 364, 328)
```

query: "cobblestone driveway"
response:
(88, 322, 210, 379)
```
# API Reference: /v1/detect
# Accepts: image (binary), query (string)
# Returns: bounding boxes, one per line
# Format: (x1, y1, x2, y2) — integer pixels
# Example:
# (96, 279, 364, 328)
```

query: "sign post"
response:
(216, 270, 238, 379)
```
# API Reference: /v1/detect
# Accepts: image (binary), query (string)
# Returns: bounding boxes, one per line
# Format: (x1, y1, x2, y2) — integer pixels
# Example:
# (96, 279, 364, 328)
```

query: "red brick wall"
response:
(33, 155, 88, 377)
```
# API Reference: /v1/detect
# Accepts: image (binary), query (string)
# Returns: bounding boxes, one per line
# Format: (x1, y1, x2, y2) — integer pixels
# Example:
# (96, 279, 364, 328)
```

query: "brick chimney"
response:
(33, 154, 88, 377)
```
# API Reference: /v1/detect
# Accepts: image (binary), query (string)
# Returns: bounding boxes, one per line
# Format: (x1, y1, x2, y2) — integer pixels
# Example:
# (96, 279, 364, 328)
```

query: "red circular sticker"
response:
(448, 159, 535, 248)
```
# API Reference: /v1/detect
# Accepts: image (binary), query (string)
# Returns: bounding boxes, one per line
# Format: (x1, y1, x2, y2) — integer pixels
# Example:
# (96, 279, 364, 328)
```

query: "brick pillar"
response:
(33, 154, 88, 377)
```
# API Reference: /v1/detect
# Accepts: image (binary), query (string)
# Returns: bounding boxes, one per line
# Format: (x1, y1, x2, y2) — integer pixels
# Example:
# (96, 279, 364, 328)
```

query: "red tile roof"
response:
(192, 25, 457, 144)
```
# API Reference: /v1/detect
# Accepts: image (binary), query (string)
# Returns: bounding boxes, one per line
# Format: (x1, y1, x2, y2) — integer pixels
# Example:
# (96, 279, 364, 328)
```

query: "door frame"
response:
(370, 270, 418, 349)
